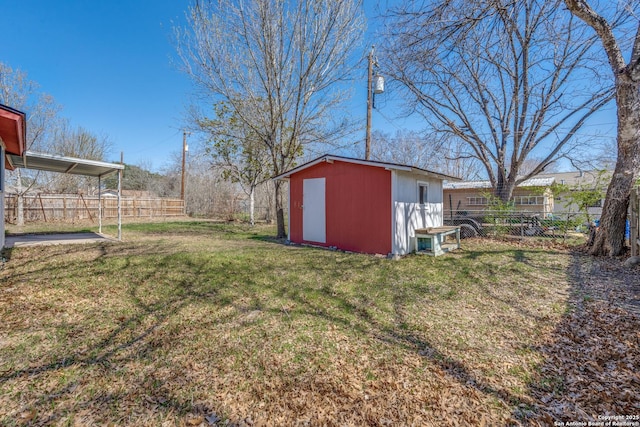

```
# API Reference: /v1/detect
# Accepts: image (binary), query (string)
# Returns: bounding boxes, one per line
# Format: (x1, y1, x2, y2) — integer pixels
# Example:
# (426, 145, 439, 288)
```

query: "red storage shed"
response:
(274, 155, 459, 256)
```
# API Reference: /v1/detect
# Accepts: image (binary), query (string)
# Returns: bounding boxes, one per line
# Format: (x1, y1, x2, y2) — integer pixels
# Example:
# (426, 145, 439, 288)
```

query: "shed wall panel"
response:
(289, 160, 392, 254)
(393, 172, 443, 255)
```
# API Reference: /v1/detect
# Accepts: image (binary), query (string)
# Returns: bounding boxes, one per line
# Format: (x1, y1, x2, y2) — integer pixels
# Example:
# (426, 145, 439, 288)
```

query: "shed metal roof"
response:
(273, 154, 461, 182)
(6, 151, 124, 178)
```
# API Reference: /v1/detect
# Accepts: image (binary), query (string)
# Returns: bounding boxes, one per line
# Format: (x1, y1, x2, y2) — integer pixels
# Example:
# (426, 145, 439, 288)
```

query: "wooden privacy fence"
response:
(4, 194, 185, 223)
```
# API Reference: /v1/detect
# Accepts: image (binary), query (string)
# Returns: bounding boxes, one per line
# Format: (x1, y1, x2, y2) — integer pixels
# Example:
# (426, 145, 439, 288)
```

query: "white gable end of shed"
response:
(391, 170, 444, 255)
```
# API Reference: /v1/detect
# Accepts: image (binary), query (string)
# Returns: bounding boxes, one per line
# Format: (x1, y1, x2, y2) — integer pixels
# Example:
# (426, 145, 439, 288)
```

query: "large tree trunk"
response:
(274, 179, 286, 239)
(589, 76, 640, 256)
(495, 169, 517, 203)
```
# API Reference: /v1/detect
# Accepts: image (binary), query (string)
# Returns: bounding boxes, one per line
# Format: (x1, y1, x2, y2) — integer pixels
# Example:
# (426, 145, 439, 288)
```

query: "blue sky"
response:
(0, 1, 618, 173)
(1, 1, 398, 171)
(1, 1, 200, 170)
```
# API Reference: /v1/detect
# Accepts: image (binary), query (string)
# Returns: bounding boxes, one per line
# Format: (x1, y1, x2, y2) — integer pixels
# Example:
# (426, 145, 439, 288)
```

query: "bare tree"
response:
(157, 145, 246, 219)
(103, 161, 165, 193)
(194, 101, 271, 225)
(0, 62, 60, 153)
(44, 122, 113, 193)
(382, 0, 614, 203)
(516, 156, 560, 177)
(254, 180, 276, 223)
(370, 129, 483, 180)
(0, 62, 60, 225)
(564, 0, 640, 256)
(177, 0, 365, 237)
(184, 156, 244, 219)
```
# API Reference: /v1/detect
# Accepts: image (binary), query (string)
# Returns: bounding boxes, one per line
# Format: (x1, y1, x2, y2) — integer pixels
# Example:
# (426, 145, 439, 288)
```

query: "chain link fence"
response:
(443, 210, 599, 243)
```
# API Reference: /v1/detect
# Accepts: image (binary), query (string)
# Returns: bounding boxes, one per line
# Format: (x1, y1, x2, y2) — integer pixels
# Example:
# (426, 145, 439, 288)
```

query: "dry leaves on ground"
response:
(529, 252, 640, 424)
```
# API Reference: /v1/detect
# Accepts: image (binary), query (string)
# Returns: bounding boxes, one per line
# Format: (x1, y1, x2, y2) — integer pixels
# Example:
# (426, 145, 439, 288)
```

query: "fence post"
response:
(520, 213, 524, 240)
(37, 194, 47, 222)
(79, 194, 94, 222)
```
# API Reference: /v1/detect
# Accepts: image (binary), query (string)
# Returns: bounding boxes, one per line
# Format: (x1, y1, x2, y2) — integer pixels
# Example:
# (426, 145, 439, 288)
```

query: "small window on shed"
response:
(418, 182, 428, 204)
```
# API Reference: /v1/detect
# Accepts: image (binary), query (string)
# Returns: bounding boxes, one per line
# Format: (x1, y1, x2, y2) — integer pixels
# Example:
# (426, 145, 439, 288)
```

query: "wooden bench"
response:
(414, 226, 461, 256)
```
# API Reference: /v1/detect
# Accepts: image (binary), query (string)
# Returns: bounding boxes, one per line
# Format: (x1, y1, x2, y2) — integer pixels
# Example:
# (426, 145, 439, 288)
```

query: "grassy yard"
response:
(0, 221, 575, 425)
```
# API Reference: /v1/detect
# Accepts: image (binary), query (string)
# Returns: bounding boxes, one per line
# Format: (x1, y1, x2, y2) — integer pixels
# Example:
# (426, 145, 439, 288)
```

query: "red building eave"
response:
(0, 104, 27, 170)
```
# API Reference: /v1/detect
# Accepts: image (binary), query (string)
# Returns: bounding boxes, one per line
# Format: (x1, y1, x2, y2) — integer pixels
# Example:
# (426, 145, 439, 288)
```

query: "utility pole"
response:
(365, 46, 374, 160)
(118, 151, 123, 241)
(180, 131, 190, 200)
(365, 46, 384, 160)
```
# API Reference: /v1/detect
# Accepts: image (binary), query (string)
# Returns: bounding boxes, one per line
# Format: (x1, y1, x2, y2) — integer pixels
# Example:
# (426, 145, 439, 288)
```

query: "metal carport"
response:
(4, 151, 125, 244)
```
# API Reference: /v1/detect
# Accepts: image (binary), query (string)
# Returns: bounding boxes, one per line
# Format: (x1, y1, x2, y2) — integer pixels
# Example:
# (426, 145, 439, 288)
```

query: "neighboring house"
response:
(273, 154, 459, 256)
(443, 170, 610, 217)
(1, 104, 27, 249)
(444, 177, 555, 217)
(535, 170, 609, 216)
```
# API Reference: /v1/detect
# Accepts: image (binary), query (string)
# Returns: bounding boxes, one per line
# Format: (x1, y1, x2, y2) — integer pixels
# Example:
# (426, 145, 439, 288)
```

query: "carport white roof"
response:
(6, 151, 124, 177)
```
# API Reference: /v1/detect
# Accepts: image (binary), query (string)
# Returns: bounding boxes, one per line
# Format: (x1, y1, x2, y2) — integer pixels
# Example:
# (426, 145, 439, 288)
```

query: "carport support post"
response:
(117, 152, 122, 241)
(98, 176, 102, 234)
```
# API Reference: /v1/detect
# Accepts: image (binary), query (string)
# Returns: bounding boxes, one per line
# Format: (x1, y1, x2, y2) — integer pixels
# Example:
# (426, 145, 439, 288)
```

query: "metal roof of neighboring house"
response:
(273, 154, 462, 182)
(517, 177, 556, 187)
(444, 176, 555, 190)
(534, 170, 609, 187)
(443, 180, 493, 190)
(6, 151, 124, 178)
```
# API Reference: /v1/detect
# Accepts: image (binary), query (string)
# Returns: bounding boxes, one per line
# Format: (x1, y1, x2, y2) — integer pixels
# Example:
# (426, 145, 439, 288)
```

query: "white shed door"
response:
(303, 178, 326, 243)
